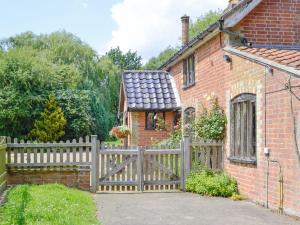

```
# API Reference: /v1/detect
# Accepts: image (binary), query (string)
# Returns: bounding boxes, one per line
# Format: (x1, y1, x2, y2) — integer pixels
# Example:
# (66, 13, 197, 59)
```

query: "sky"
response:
(0, 0, 228, 61)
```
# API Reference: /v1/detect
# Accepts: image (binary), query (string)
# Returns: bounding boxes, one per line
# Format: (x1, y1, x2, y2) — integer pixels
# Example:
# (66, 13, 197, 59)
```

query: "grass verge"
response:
(0, 184, 100, 225)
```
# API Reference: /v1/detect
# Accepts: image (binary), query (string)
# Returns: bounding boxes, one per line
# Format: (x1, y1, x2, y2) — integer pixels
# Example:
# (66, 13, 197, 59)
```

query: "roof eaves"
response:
(223, 0, 263, 28)
(224, 46, 300, 78)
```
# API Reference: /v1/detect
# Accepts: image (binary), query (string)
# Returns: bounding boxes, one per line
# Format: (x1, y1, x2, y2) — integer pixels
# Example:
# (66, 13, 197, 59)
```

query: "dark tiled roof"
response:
(236, 46, 300, 69)
(122, 71, 180, 111)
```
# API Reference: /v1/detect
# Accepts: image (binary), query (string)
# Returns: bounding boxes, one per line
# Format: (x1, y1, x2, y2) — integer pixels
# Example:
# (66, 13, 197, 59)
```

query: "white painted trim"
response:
(170, 75, 181, 108)
(224, 0, 263, 28)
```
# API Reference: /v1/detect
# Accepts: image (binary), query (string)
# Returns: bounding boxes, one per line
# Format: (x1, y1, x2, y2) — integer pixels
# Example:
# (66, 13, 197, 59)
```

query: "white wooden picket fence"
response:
(3, 135, 223, 193)
(6, 136, 93, 168)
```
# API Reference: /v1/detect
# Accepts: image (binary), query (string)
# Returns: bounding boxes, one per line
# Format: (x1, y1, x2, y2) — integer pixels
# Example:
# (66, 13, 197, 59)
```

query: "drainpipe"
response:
(264, 67, 284, 214)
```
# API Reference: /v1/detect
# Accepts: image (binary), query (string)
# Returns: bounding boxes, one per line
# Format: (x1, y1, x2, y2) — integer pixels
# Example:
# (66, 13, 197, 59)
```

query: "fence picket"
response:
(79, 137, 83, 163)
(4, 135, 223, 193)
(20, 140, 25, 164)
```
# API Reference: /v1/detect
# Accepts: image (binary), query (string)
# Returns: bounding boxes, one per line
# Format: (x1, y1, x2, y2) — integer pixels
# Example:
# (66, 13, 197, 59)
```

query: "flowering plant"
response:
(109, 126, 130, 139)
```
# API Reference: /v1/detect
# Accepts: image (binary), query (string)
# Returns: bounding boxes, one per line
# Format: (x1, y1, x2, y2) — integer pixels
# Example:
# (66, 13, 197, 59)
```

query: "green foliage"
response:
(30, 96, 66, 142)
(0, 31, 126, 140)
(193, 98, 227, 141)
(186, 169, 238, 197)
(0, 44, 78, 138)
(56, 90, 93, 140)
(143, 46, 178, 70)
(106, 46, 142, 70)
(158, 124, 182, 147)
(189, 10, 222, 40)
(143, 10, 221, 70)
(230, 193, 246, 201)
(0, 184, 100, 225)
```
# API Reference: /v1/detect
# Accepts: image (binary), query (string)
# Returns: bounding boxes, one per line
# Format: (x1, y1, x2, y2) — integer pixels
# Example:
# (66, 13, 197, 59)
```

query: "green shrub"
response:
(193, 97, 227, 141)
(186, 169, 238, 197)
(156, 120, 182, 147)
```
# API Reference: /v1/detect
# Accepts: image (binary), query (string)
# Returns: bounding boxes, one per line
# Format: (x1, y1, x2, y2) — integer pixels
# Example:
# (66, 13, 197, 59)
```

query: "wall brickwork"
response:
(238, 0, 300, 46)
(128, 111, 175, 146)
(7, 168, 90, 191)
(169, 17, 300, 216)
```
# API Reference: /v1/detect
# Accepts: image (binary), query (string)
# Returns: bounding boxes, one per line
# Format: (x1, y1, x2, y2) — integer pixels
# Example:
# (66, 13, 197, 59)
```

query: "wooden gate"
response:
(92, 144, 183, 192)
(90, 135, 224, 193)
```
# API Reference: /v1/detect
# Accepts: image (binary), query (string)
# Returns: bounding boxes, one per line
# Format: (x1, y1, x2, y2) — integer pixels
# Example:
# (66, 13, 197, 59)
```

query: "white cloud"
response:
(107, 0, 228, 61)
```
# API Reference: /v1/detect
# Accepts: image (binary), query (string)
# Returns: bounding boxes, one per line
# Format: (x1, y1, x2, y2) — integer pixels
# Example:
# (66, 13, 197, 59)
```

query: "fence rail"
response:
(191, 140, 223, 170)
(6, 136, 93, 168)
(93, 143, 183, 193)
(2, 135, 224, 193)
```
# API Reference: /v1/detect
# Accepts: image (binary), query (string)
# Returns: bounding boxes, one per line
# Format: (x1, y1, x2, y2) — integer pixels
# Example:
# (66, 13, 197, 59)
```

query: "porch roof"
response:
(122, 70, 181, 111)
(235, 46, 300, 69)
(224, 46, 300, 77)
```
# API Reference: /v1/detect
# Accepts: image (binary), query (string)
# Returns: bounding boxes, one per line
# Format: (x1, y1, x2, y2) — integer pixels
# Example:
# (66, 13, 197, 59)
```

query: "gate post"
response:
(91, 135, 99, 193)
(182, 135, 191, 191)
(137, 147, 144, 192)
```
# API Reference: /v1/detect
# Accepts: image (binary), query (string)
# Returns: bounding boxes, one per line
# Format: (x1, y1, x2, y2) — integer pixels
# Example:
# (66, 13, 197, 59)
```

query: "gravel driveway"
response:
(94, 192, 300, 225)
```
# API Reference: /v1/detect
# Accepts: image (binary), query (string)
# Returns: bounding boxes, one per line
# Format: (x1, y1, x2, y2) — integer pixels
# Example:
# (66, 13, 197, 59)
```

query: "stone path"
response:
(94, 192, 300, 225)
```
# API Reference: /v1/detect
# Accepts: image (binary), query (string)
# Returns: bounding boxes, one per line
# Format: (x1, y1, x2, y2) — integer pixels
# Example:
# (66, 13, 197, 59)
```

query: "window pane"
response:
(183, 60, 187, 86)
(252, 102, 256, 157)
(230, 94, 256, 161)
(146, 112, 155, 129)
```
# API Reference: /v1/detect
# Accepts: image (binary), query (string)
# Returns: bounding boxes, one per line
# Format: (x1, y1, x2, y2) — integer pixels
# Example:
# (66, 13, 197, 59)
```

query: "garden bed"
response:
(0, 184, 100, 225)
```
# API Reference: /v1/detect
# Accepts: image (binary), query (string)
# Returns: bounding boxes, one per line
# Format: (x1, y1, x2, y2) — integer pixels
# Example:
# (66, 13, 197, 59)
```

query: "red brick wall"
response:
(169, 33, 300, 217)
(7, 168, 90, 191)
(238, 0, 300, 46)
(127, 111, 174, 146)
(137, 111, 174, 146)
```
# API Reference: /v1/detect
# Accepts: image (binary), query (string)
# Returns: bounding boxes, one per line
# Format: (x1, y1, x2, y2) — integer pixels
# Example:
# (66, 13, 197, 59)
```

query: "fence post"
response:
(91, 135, 98, 193)
(0, 136, 7, 194)
(182, 135, 191, 191)
(180, 139, 185, 191)
(137, 147, 144, 192)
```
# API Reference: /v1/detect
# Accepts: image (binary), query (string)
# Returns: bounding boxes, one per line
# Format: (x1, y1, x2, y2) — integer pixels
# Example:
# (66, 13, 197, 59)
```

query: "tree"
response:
(0, 45, 79, 138)
(56, 90, 93, 140)
(106, 47, 142, 70)
(30, 96, 66, 142)
(0, 31, 121, 140)
(143, 10, 222, 70)
(143, 46, 178, 70)
(189, 10, 222, 40)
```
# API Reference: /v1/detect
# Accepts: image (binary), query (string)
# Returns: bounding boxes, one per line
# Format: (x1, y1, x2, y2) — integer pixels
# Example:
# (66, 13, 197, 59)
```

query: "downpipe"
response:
(266, 157, 284, 214)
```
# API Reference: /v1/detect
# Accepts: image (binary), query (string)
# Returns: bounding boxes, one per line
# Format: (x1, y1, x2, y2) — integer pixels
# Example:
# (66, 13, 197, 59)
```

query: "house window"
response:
(173, 111, 181, 127)
(145, 112, 165, 130)
(230, 94, 256, 163)
(183, 54, 195, 88)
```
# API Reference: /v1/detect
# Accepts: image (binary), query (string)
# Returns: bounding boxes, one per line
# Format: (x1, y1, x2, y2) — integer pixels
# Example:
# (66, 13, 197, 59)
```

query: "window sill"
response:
(183, 83, 195, 90)
(228, 157, 257, 165)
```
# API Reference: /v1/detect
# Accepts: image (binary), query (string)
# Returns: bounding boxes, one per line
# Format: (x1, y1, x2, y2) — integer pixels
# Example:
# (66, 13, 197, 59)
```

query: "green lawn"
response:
(104, 139, 122, 146)
(0, 184, 100, 225)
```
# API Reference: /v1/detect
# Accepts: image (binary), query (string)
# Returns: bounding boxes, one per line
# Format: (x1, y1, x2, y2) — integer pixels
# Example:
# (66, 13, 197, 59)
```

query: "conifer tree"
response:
(30, 96, 66, 142)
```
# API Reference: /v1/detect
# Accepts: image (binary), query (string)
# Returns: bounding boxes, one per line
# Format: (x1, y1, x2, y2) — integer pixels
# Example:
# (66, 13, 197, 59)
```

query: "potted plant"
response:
(109, 126, 130, 139)
(109, 126, 130, 147)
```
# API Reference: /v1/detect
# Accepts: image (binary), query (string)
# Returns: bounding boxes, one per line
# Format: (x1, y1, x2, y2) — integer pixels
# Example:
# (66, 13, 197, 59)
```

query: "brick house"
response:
(119, 0, 300, 217)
